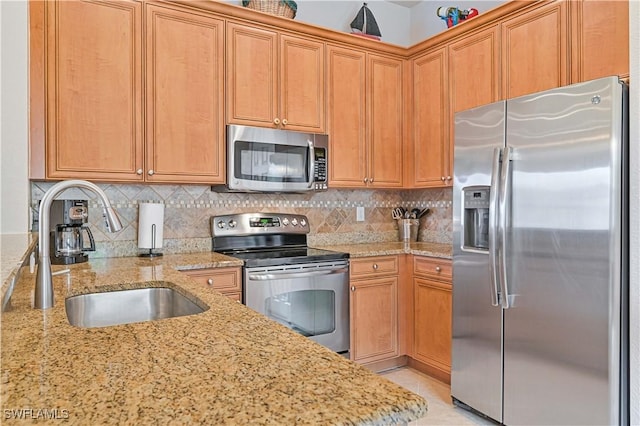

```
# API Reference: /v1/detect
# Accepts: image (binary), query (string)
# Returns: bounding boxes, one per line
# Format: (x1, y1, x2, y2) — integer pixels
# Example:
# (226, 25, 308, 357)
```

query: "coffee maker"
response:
(49, 199, 96, 264)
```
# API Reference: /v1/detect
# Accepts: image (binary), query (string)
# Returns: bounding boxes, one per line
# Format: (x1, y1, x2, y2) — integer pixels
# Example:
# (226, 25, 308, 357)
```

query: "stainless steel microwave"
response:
(214, 125, 328, 193)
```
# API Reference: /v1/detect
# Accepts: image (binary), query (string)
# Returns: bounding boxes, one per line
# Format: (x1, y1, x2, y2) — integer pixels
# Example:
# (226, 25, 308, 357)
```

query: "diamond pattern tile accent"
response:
(31, 183, 453, 251)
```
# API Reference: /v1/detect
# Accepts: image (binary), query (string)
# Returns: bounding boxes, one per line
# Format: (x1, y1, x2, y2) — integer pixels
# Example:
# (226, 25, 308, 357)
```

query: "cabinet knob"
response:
(350, 286, 356, 292)
(207, 278, 213, 285)
(435, 266, 442, 272)
(363, 177, 369, 183)
(148, 170, 155, 176)
(136, 169, 143, 175)
(282, 119, 288, 126)
(372, 263, 378, 270)
(273, 118, 281, 125)
(370, 177, 374, 183)
(446, 176, 452, 181)
(441, 176, 446, 181)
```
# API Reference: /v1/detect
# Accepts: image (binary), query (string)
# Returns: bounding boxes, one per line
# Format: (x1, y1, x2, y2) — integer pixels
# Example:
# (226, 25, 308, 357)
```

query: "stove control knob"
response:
(282, 217, 290, 226)
(300, 219, 307, 227)
(228, 220, 237, 228)
(291, 218, 298, 226)
(217, 220, 225, 229)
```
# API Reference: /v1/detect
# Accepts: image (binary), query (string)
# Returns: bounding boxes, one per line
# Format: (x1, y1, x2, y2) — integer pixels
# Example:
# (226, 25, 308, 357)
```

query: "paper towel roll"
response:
(138, 203, 164, 249)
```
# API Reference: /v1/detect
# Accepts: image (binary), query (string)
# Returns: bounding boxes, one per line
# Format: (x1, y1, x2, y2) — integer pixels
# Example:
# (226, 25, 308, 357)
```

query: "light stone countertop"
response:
(0, 233, 37, 288)
(1, 250, 427, 424)
(314, 241, 453, 260)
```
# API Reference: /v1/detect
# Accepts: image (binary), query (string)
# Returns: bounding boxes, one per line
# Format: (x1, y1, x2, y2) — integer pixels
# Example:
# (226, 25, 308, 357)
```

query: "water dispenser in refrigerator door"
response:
(463, 187, 490, 250)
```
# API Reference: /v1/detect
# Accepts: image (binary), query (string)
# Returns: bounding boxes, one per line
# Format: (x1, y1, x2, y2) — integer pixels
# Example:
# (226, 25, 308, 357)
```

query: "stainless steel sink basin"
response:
(65, 286, 208, 328)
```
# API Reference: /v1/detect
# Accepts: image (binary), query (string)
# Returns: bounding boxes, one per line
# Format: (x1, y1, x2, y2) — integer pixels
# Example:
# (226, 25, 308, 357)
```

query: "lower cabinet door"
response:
(413, 277, 452, 374)
(350, 276, 398, 363)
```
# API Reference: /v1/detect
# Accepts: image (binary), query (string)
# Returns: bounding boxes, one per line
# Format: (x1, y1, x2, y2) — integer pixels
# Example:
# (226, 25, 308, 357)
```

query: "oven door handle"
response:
(248, 267, 349, 281)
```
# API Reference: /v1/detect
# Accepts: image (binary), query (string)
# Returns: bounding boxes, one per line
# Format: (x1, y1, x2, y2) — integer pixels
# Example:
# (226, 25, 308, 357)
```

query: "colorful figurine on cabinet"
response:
(436, 6, 479, 28)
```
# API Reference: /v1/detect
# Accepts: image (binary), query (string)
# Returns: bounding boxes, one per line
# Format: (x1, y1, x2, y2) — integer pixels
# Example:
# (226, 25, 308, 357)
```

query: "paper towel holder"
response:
(137, 202, 164, 258)
(139, 224, 163, 258)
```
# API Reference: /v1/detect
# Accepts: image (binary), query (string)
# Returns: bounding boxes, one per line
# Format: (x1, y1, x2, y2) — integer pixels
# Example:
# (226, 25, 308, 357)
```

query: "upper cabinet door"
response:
(226, 22, 279, 127)
(46, 0, 143, 181)
(145, 4, 225, 184)
(226, 23, 325, 132)
(327, 45, 367, 187)
(501, 1, 568, 99)
(280, 34, 325, 132)
(368, 54, 403, 188)
(449, 25, 500, 113)
(412, 47, 449, 188)
(570, 0, 629, 82)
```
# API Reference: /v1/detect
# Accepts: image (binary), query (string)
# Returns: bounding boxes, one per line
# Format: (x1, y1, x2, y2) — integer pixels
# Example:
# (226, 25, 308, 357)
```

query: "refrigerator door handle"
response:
(488, 147, 502, 307)
(498, 146, 513, 309)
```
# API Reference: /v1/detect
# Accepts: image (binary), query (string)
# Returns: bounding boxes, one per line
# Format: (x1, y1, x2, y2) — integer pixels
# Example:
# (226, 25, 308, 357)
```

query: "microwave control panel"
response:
(314, 147, 327, 190)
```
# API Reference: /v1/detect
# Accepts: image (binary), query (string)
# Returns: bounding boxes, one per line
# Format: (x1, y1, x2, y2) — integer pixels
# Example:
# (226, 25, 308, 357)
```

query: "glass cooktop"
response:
(216, 246, 349, 268)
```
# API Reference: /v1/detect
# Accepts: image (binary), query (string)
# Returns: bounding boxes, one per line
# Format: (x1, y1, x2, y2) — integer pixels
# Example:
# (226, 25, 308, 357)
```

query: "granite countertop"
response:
(0, 233, 38, 298)
(1, 250, 427, 424)
(314, 241, 453, 260)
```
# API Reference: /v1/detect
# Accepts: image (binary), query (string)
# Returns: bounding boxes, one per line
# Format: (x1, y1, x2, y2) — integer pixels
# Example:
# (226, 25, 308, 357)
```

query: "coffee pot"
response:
(55, 224, 95, 256)
(49, 200, 96, 264)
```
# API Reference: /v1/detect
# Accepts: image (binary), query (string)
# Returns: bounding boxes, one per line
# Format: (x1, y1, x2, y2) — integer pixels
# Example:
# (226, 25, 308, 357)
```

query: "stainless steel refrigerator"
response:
(451, 76, 629, 425)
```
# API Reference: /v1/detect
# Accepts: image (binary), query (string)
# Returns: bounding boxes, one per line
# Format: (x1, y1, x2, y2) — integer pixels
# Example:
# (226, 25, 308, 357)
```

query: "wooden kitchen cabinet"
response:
(570, 0, 629, 82)
(410, 256, 452, 384)
(328, 48, 403, 188)
(43, 0, 144, 181)
(367, 54, 404, 188)
(145, 3, 225, 184)
(38, 1, 226, 183)
(226, 22, 325, 132)
(181, 267, 242, 301)
(501, 0, 569, 99)
(411, 26, 499, 189)
(410, 46, 449, 188)
(326, 45, 367, 187)
(349, 256, 399, 364)
(449, 25, 500, 114)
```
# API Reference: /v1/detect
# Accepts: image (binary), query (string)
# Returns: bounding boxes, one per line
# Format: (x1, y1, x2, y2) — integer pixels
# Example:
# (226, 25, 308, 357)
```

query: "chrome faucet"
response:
(35, 180, 123, 309)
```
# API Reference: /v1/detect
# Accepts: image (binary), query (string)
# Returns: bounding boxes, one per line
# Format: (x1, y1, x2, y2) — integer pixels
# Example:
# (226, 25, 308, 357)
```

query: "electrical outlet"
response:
(356, 206, 365, 222)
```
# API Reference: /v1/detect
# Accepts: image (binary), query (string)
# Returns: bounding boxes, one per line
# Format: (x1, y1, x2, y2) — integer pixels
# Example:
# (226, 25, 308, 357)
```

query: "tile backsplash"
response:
(31, 182, 452, 258)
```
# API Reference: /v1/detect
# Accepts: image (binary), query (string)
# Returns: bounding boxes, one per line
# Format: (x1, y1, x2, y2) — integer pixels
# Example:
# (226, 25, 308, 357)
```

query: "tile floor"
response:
(380, 367, 495, 425)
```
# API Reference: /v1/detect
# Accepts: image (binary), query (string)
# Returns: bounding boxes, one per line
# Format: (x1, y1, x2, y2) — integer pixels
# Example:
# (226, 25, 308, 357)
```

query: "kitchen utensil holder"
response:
(397, 218, 419, 242)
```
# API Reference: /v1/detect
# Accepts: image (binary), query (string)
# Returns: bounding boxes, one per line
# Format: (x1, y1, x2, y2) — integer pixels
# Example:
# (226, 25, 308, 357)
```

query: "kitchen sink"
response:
(65, 286, 208, 328)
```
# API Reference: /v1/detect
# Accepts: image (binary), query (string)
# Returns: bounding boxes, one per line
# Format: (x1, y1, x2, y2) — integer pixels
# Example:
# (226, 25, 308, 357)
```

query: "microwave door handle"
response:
(308, 139, 315, 189)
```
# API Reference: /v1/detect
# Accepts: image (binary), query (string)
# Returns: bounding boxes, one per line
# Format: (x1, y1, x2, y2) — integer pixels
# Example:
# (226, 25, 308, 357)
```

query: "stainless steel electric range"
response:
(211, 212, 350, 355)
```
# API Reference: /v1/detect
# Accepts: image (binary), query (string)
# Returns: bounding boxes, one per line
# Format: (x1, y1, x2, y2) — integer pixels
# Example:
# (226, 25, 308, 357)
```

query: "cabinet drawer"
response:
(350, 256, 398, 278)
(414, 257, 452, 281)
(182, 267, 241, 293)
(225, 292, 242, 303)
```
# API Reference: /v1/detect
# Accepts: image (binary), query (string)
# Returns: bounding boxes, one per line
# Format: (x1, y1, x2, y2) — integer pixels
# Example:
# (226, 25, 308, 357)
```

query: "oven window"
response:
(234, 140, 309, 182)
(265, 290, 335, 336)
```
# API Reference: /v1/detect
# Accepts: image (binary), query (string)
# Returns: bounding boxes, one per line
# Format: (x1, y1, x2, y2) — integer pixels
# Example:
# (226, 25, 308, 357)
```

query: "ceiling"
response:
(386, 0, 423, 8)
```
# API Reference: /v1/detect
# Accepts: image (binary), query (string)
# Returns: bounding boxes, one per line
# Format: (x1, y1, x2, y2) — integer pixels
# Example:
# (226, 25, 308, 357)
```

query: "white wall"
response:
(629, 2, 639, 423)
(0, 0, 29, 234)
(228, 0, 412, 46)
(409, 1, 507, 43)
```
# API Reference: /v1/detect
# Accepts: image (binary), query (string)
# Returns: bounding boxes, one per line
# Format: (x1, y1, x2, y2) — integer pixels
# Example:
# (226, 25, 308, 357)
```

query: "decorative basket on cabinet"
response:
(242, 0, 297, 19)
